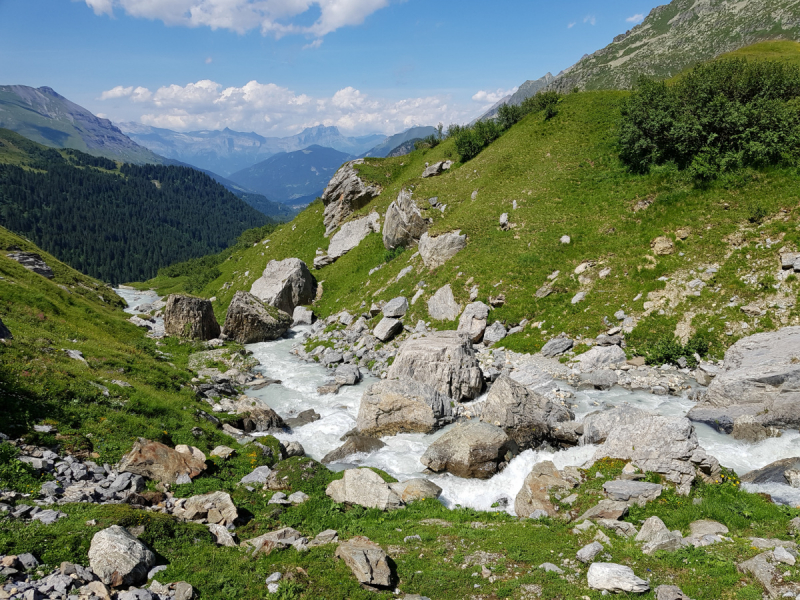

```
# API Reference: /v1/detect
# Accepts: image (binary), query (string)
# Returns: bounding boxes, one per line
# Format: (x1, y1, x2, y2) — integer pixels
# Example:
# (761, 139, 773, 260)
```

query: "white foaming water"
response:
(115, 287, 160, 313)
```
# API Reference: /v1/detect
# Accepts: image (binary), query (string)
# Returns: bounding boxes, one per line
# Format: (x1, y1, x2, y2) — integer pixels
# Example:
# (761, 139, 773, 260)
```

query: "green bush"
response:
(0, 442, 43, 494)
(641, 333, 710, 367)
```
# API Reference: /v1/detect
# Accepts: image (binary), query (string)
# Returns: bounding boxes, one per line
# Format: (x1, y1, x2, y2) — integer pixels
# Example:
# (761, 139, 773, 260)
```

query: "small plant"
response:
(383, 245, 405, 263)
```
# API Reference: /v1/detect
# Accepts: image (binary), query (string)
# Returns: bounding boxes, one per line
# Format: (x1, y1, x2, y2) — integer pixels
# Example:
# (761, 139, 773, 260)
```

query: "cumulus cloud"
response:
(471, 87, 518, 105)
(100, 78, 469, 136)
(626, 13, 645, 24)
(81, 0, 390, 40)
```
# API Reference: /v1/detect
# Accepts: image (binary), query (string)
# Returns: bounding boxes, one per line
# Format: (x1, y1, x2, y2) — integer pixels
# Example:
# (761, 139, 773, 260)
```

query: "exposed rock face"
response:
(420, 421, 516, 479)
(356, 379, 453, 437)
(182, 491, 238, 526)
(383, 296, 408, 318)
(582, 405, 647, 445)
(292, 306, 314, 326)
(374, 317, 403, 342)
(321, 160, 382, 236)
(388, 331, 483, 401)
(603, 480, 662, 506)
(221, 291, 291, 344)
(334, 364, 362, 386)
(741, 457, 800, 485)
(483, 322, 507, 346)
(687, 328, 800, 431)
(389, 478, 442, 503)
(480, 375, 574, 450)
(573, 345, 627, 371)
(595, 414, 720, 495)
(164, 295, 220, 341)
(236, 402, 286, 433)
(514, 461, 575, 518)
(421, 161, 452, 178)
(322, 436, 386, 464)
(118, 439, 206, 484)
(457, 302, 489, 343)
(326, 468, 403, 511)
(0, 316, 12, 340)
(250, 258, 317, 315)
(335, 536, 393, 588)
(427, 284, 461, 321)
(418, 231, 467, 269)
(327, 212, 380, 260)
(7, 252, 54, 278)
(587, 563, 649, 594)
(541, 337, 574, 357)
(88, 526, 155, 587)
(383, 189, 428, 250)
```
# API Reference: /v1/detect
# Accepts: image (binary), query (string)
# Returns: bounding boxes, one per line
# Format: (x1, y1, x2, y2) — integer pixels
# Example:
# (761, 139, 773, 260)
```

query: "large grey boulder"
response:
(540, 337, 573, 357)
(0, 316, 11, 340)
(335, 536, 394, 587)
(483, 322, 507, 346)
(322, 160, 382, 236)
(741, 457, 800, 485)
(587, 563, 649, 594)
(595, 413, 721, 495)
(118, 439, 206, 484)
(292, 306, 314, 326)
(374, 317, 403, 342)
(421, 160, 452, 178)
(164, 295, 220, 340)
(356, 379, 453, 436)
(573, 345, 627, 371)
(221, 291, 291, 344)
(687, 327, 800, 431)
(420, 421, 516, 479)
(236, 400, 286, 433)
(383, 296, 409, 318)
(250, 258, 317, 315)
(514, 460, 575, 517)
(457, 302, 489, 343)
(182, 491, 238, 526)
(7, 252, 54, 278)
(603, 480, 662, 505)
(327, 212, 380, 260)
(383, 189, 428, 250)
(427, 284, 461, 321)
(582, 405, 647, 445)
(388, 331, 483, 400)
(389, 478, 442, 503)
(418, 231, 467, 269)
(480, 375, 574, 450)
(326, 468, 403, 510)
(334, 364, 362, 386)
(88, 526, 155, 587)
(322, 436, 386, 464)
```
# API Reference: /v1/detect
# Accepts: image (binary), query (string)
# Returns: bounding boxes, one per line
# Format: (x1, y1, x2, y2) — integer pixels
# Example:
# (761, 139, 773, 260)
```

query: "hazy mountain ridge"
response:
(475, 73, 556, 122)
(362, 126, 438, 158)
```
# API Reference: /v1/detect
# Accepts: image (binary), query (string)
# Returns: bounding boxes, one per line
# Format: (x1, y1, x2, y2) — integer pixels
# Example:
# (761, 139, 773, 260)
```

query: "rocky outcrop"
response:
(0, 316, 12, 340)
(236, 400, 286, 433)
(582, 405, 647, 445)
(389, 478, 442, 503)
(382, 296, 408, 318)
(356, 379, 453, 437)
(418, 231, 467, 269)
(741, 457, 800, 485)
(321, 160, 382, 236)
(420, 421, 516, 479)
(335, 536, 394, 588)
(182, 491, 238, 526)
(326, 468, 403, 511)
(573, 345, 627, 371)
(457, 302, 489, 343)
(427, 284, 461, 321)
(7, 252, 54, 279)
(250, 258, 317, 315)
(687, 328, 800, 431)
(292, 306, 314, 325)
(374, 317, 403, 342)
(480, 375, 574, 450)
(88, 526, 155, 587)
(322, 436, 386, 464)
(388, 331, 483, 401)
(383, 189, 428, 250)
(421, 161, 452, 178)
(221, 291, 291, 344)
(587, 563, 649, 594)
(163, 295, 220, 340)
(324, 212, 380, 263)
(118, 439, 206, 485)
(514, 461, 576, 518)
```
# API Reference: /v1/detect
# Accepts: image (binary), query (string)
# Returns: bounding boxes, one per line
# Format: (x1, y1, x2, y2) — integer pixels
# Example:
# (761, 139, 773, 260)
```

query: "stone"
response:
(250, 258, 317, 315)
(335, 536, 393, 587)
(651, 237, 675, 256)
(88, 526, 155, 587)
(655, 585, 692, 600)
(356, 379, 453, 437)
(208, 523, 237, 547)
(577, 541, 604, 564)
(483, 322, 507, 346)
(328, 212, 380, 260)
(560, 235, 571, 244)
(741, 457, 800, 485)
(388, 478, 442, 503)
(17, 554, 39, 570)
(373, 317, 403, 342)
(322, 436, 386, 464)
(457, 302, 490, 343)
(321, 160, 382, 236)
(582, 405, 647, 445)
(571, 292, 586, 304)
(245, 527, 307, 556)
(383, 296, 409, 318)
(573, 345, 627, 371)
(239, 466, 272, 485)
(689, 520, 728, 537)
(540, 337, 573, 357)
(539, 562, 564, 574)
(480, 375, 574, 450)
(738, 552, 782, 598)
(602, 480, 662, 505)
(597, 519, 638, 538)
(172, 582, 193, 600)
(221, 292, 291, 344)
(284, 410, 320, 429)
(326, 469, 403, 510)
(587, 563, 649, 594)
(175, 444, 206, 463)
(7, 252, 53, 278)
(163, 295, 220, 341)
(284, 441, 305, 457)
(292, 306, 314, 326)
(183, 491, 238, 526)
(421, 421, 516, 479)
(418, 231, 467, 269)
(383, 189, 428, 250)
(335, 364, 362, 386)
(514, 461, 574, 518)
(583, 370, 618, 391)
(499, 213, 510, 230)
(237, 403, 285, 433)
(421, 160, 452, 178)
(287, 491, 309, 504)
(427, 284, 461, 321)
(388, 331, 483, 401)
(635, 516, 670, 543)
(80, 581, 111, 600)
(0, 316, 11, 340)
(773, 546, 796, 565)
(210, 446, 235, 460)
(577, 500, 630, 522)
(118, 439, 206, 485)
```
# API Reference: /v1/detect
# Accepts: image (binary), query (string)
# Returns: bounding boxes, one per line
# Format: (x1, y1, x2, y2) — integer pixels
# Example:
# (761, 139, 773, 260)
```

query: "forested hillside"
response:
(0, 129, 272, 284)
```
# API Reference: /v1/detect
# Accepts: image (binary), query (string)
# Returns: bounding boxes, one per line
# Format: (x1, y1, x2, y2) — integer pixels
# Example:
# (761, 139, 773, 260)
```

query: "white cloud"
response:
(81, 0, 391, 40)
(471, 87, 518, 105)
(567, 21, 575, 29)
(100, 78, 469, 136)
(626, 13, 644, 24)
(583, 15, 596, 25)
(205, 56, 213, 64)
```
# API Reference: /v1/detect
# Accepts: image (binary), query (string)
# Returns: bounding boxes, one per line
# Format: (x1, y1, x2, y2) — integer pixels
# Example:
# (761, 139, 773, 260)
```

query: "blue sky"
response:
(0, 0, 664, 136)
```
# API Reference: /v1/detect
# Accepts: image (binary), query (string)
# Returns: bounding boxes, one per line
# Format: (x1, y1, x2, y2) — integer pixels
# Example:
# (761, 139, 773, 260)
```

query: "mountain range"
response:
(361, 126, 438, 158)
(475, 73, 556, 122)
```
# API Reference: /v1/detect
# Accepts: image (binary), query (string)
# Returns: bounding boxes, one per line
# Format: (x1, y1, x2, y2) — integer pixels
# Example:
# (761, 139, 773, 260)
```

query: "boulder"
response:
(457, 302, 489, 343)
(335, 536, 393, 587)
(690, 520, 729, 536)
(182, 491, 237, 526)
(334, 364, 362, 386)
(651, 236, 675, 256)
(541, 337, 573, 357)
(582, 405, 647, 445)
(88, 526, 155, 587)
(418, 231, 467, 269)
(602, 480, 662, 506)
(738, 552, 785, 598)
(383, 296, 409, 318)
(356, 379, 453, 436)
(514, 460, 575, 517)
(250, 258, 317, 315)
(163, 295, 220, 341)
(687, 327, 800, 431)
(374, 317, 403, 342)
(420, 421, 516, 479)
(587, 563, 649, 594)
(427, 284, 461, 321)
(573, 345, 627, 371)
(7, 252, 54, 278)
(235, 400, 285, 432)
(577, 541, 604, 564)
(389, 478, 442, 503)
(577, 500, 630, 522)
(741, 457, 800, 485)
(292, 306, 314, 326)
(118, 439, 206, 484)
(221, 292, 291, 344)
(321, 160, 382, 236)
(655, 585, 692, 600)
(635, 516, 670, 543)
(322, 436, 386, 464)
(326, 468, 403, 510)
(480, 375, 574, 450)
(0, 316, 11, 340)
(383, 189, 428, 250)
(421, 160, 452, 178)
(328, 212, 380, 260)
(483, 322, 507, 346)
(388, 331, 483, 401)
